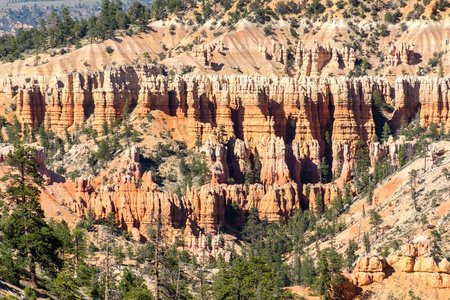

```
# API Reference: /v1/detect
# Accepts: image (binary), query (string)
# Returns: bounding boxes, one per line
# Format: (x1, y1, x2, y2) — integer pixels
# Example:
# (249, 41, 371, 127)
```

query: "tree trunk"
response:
(74, 238, 79, 278)
(105, 241, 109, 300)
(154, 221, 160, 300)
(176, 254, 180, 297)
(30, 259, 37, 288)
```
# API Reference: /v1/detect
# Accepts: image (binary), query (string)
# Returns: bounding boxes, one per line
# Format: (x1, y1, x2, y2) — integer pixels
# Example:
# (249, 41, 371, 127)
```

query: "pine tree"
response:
(409, 169, 418, 208)
(398, 143, 407, 168)
(318, 157, 329, 183)
(430, 230, 443, 261)
(50, 271, 78, 300)
(64, 128, 72, 146)
(313, 248, 343, 300)
(253, 152, 261, 184)
(213, 256, 281, 300)
(195, 132, 202, 148)
(381, 122, 391, 142)
(439, 122, 446, 137)
(363, 233, 371, 253)
(102, 120, 109, 135)
(315, 192, 324, 215)
(38, 123, 48, 149)
(332, 190, 344, 215)
(345, 239, 358, 270)
(355, 140, 371, 193)
(325, 131, 331, 144)
(343, 183, 352, 207)
(147, 212, 167, 300)
(24, 286, 37, 300)
(420, 214, 428, 230)
(51, 220, 73, 262)
(369, 210, 382, 239)
(0, 143, 62, 287)
(372, 133, 379, 142)
(73, 224, 87, 272)
(242, 207, 262, 250)
(7, 115, 22, 143)
(244, 158, 253, 185)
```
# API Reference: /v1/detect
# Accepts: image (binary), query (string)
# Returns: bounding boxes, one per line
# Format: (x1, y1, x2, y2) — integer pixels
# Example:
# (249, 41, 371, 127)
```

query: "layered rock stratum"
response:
(3, 66, 450, 238)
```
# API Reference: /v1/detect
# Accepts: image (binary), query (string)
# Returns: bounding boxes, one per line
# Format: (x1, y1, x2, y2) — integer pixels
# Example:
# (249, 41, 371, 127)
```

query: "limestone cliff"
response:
(4, 69, 450, 241)
(6, 69, 450, 186)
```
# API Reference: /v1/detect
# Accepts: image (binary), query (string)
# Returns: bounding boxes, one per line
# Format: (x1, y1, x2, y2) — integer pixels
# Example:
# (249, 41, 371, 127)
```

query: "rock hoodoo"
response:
(352, 243, 450, 289)
(6, 67, 450, 185)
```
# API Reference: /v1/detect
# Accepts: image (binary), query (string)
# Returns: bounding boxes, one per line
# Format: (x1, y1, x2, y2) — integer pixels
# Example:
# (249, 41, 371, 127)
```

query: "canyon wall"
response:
(2, 67, 450, 237)
(58, 146, 301, 239)
(4, 66, 447, 183)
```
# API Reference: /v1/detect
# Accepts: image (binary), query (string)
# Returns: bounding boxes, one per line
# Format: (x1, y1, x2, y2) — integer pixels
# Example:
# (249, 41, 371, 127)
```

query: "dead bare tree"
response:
(147, 210, 167, 300)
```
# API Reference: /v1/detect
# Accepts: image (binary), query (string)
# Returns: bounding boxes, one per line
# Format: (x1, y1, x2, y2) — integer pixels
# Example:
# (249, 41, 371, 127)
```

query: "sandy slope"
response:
(3, 16, 450, 81)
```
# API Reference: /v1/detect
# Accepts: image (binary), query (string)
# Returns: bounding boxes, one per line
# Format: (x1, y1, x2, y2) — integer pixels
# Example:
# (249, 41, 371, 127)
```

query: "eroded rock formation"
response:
(192, 39, 224, 66)
(8, 68, 450, 186)
(5, 68, 450, 240)
(294, 41, 356, 76)
(352, 243, 450, 289)
(385, 43, 415, 67)
(59, 145, 301, 240)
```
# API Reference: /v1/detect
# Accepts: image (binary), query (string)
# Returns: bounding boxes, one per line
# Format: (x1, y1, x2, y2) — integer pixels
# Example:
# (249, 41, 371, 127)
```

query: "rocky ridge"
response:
(4, 68, 449, 175)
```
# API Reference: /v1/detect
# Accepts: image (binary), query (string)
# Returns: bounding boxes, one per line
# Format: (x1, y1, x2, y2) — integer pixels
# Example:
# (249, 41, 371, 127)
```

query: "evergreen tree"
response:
(195, 132, 202, 148)
(409, 169, 418, 208)
(440, 122, 446, 137)
(345, 239, 358, 270)
(244, 158, 253, 185)
(0, 143, 62, 287)
(296, 255, 316, 287)
(23, 125, 30, 142)
(315, 192, 323, 215)
(213, 256, 282, 300)
(381, 122, 391, 142)
(7, 115, 22, 143)
(312, 248, 343, 300)
(325, 131, 331, 145)
(119, 268, 154, 299)
(428, 122, 439, 140)
(191, 254, 210, 300)
(31, 121, 39, 143)
(38, 123, 48, 149)
(51, 220, 73, 262)
(24, 286, 37, 300)
(398, 143, 407, 168)
(430, 230, 443, 261)
(332, 190, 344, 215)
(363, 233, 371, 253)
(369, 209, 382, 238)
(0, 247, 20, 285)
(50, 271, 78, 300)
(253, 152, 261, 184)
(355, 140, 371, 193)
(343, 183, 352, 207)
(372, 133, 379, 142)
(73, 224, 87, 272)
(102, 120, 109, 136)
(64, 128, 72, 146)
(318, 157, 329, 183)
(420, 214, 428, 230)
(242, 207, 262, 254)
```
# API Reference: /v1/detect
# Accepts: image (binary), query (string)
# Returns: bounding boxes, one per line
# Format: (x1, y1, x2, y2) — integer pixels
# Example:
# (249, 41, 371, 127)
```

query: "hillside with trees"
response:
(0, 0, 449, 299)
